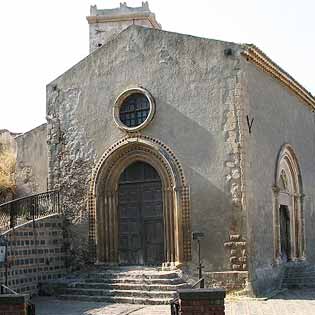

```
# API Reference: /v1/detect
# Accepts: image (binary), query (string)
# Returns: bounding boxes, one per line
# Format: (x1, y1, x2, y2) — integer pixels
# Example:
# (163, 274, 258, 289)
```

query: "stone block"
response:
(235, 241, 246, 247)
(229, 256, 238, 263)
(232, 264, 241, 270)
(229, 234, 240, 241)
(224, 242, 235, 248)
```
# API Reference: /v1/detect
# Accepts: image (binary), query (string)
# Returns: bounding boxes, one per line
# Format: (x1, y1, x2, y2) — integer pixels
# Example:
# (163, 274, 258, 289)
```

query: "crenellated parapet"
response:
(87, 2, 161, 53)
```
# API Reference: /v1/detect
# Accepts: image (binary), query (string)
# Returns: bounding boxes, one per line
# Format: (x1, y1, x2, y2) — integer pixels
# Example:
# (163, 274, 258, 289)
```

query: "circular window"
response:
(113, 87, 155, 132)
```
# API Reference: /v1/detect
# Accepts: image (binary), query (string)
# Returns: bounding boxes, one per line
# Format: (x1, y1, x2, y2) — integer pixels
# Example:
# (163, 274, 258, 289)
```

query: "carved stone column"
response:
(272, 185, 280, 260)
(297, 193, 305, 259)
(174, 187, 183, 266)
(163, 188, 170, 266)
(292, 193, 298, 259)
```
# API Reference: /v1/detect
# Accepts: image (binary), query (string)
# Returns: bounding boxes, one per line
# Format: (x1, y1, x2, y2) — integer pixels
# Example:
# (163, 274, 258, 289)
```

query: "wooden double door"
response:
(118, 161, 164, 265)
(280, 205, 291, 261)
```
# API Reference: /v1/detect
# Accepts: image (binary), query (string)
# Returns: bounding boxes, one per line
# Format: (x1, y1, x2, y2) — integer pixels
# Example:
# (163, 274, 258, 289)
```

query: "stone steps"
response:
(58, 294, 172, 304)
(43, 267, 190, 304)
(85, 272, 179, 280)
(63, 288, 176, 298)
(71, 282, 188, 291)
(283, 276, 315, 280)
(281, 264, 315, 289)
(284, 278, 315, 282)
(84, 277, 184, 285)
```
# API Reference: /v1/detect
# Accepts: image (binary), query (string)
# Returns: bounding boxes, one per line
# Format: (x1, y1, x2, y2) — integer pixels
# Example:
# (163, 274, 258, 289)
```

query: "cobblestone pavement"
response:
(34, 289, 315, 315)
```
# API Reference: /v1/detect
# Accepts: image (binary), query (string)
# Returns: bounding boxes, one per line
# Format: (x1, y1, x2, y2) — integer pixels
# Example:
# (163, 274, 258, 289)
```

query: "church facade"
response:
(11, 3, 315, 295)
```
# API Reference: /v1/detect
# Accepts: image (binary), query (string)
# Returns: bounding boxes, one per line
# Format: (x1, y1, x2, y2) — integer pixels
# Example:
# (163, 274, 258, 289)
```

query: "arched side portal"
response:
(272, 144, 305, 262)
(88, 135, 192, 267)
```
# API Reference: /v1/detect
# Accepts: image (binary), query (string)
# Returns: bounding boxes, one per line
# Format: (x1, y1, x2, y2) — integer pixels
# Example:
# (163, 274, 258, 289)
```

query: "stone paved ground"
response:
(34, 289, 315, 315)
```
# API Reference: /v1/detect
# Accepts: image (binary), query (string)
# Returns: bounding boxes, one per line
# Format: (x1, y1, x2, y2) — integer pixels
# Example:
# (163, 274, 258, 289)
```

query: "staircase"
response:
(50, 267, 190, 305)
(281, 263, 315, 289)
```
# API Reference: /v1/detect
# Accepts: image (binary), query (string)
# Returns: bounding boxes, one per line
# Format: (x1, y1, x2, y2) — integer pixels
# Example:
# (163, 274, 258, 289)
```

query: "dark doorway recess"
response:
(118, 161, 164, 265)
(280, 205, 291, 261)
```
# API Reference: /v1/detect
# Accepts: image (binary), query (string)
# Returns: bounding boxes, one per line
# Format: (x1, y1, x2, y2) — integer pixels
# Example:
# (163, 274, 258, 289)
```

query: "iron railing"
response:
(0, 190, 60, 232)
(192, 277, 205, 289)
(0, 284, 18, 295)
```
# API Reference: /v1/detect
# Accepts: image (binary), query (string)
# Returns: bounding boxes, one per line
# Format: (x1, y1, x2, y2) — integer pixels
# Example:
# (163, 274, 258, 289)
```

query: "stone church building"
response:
(5, 2, 315, 295)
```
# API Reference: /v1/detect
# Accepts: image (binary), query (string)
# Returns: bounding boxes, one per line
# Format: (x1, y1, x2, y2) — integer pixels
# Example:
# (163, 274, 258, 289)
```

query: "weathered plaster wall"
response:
(89, 19, 156, 53)
(46, 26, 247, 273)
(15, 124, 48, 197)
(243, 59, 315, 294)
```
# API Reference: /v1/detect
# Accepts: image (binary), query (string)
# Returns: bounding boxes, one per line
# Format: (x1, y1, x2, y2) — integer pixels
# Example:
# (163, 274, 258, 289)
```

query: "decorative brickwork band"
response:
(181, 185, 192, 262)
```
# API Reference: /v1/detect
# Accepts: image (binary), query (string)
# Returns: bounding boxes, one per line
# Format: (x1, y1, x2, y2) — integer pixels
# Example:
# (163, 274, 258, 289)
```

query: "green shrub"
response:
(0, 142, 16, 199)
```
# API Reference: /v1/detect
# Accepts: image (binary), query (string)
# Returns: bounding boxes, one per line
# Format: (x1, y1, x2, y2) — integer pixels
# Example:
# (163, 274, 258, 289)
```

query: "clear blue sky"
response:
(0, 0, 314, 132)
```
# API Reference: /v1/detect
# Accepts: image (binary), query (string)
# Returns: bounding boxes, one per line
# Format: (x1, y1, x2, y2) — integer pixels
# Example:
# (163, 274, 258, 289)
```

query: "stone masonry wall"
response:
(204, 271, 248, 292)
(0, 214, 66, 295)
(221, 50, 248, 273)
(46, 87, 96, 266)
(15, 124, 48, 198)
(46, 25, 248, 276)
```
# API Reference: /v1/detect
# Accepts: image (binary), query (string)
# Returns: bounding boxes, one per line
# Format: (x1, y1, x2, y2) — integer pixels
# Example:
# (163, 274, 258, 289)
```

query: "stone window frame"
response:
(113, 87, 156, 132)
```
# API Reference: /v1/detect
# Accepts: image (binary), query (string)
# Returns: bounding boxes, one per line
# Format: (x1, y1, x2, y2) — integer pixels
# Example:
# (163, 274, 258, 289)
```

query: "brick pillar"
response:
(178, 288, 226, 315)
(0, 295, 27, 315)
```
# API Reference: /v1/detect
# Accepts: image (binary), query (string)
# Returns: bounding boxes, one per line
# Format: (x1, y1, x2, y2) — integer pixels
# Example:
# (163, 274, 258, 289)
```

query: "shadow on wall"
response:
(188, 166, 236, 272)
(146, 101, 242, 272)
(149, 97, 217, 173)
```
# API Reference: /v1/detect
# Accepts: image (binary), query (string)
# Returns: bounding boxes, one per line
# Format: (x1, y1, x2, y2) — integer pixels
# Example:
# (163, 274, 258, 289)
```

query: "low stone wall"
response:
(178, 288, 226, 315)
(0, 214, 67, 295)
(0, 295, 27, 315)
(204, 271, 248, 292)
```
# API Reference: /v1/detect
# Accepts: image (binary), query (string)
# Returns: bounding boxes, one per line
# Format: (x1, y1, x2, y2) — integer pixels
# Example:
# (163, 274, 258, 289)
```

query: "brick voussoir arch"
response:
(88, 135, 191, 267)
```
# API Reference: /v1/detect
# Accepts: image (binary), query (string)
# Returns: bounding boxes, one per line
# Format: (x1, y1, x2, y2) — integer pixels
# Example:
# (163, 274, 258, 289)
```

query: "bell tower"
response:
(86, 2, 161, 53)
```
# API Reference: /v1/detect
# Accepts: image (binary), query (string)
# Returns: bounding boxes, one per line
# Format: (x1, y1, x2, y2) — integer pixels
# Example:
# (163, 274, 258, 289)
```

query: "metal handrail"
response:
(0, 190, 61, 231)
(192, 277, 205, 289)
(1, 284, 18, 295)
(0, 190, 59, 208)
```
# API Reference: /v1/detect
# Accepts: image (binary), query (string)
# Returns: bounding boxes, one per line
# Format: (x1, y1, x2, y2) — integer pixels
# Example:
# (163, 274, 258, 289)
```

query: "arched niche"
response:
(272, 144, 305, 262)
(87, 135, 192, 267)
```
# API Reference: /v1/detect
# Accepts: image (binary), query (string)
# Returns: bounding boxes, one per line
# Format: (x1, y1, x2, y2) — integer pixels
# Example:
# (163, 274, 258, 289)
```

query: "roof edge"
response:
(14, 123, 47, 140)
(47, 25, 240, 87)
(242, 44, 315, 111)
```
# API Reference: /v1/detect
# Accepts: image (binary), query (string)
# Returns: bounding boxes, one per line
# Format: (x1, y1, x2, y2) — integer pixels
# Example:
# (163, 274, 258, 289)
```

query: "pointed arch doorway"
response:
(88, 136, 192, 267)
(118, 161, 164, 265)
(273, 144, 305, 262)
